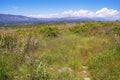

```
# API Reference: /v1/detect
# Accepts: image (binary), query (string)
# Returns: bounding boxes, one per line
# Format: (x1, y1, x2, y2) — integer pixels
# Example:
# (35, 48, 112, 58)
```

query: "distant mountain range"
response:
(0, 14, 108, 24)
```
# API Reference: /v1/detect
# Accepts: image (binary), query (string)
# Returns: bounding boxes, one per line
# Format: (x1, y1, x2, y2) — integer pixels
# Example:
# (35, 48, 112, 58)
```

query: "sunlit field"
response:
(0, 22, 120, 80)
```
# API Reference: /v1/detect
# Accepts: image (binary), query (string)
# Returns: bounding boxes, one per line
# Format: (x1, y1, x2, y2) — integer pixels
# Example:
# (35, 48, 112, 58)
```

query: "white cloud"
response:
(61, 10, 94, 18)
(28, 8, 120, 20)
(95, 8, 119, 18)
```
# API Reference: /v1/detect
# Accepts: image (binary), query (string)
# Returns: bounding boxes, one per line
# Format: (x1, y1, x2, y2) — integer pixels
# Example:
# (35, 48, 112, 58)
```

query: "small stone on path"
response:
(84, 77, 91, 80)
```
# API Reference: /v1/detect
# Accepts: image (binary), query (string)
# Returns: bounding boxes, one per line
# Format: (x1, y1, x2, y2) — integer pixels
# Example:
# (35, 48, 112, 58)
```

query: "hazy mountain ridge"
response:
(0, 13, 110, 24)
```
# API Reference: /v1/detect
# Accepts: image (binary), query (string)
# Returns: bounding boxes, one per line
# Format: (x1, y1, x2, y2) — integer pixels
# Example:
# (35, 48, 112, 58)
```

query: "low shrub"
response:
(0, 33, 17, 50)
(39, 27, 59, 37)
(69, 26, 88, 34)
(112, 27, 120, 36)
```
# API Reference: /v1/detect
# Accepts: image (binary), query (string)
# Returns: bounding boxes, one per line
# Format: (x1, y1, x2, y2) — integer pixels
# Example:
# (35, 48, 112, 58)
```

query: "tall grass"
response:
(0, 22, 120, 80)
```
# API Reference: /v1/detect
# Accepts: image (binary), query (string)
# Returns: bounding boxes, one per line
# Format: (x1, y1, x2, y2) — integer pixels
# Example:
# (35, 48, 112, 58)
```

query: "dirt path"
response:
(81, 65, 91, 80)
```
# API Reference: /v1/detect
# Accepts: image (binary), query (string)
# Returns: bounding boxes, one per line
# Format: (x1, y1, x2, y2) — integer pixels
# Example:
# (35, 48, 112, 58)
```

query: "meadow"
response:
(0, 22, 120, 80)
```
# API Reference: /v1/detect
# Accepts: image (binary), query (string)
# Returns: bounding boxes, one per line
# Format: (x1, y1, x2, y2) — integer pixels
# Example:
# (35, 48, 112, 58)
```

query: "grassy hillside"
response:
(0, 22, 120, 80)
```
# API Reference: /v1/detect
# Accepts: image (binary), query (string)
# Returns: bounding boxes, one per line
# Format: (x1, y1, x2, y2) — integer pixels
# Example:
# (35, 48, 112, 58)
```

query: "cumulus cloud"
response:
(95, 8, 119, 18)
(29, 8, 120, 20)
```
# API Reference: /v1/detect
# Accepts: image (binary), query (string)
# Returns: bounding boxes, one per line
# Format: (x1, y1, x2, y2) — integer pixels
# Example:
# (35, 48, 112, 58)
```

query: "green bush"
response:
(112, 27, 120, 36)
(69, 26, 88, 34)
(84, 22, 100, 27)
(39, 27, 59, 37)
(100, 22, 115, 27)
(0, 34, 17, 50)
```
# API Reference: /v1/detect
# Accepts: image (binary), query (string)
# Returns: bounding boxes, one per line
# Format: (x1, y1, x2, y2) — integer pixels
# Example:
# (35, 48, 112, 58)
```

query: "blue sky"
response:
(0, 0, 120, 15)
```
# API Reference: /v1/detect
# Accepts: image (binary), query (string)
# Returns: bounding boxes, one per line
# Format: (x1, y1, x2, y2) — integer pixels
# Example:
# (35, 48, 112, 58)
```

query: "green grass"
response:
(0, 22, 120, 80)
(88, 48, 120, 80)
